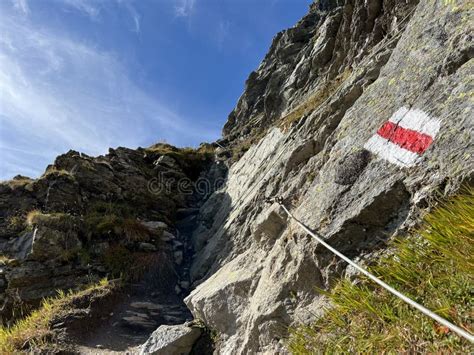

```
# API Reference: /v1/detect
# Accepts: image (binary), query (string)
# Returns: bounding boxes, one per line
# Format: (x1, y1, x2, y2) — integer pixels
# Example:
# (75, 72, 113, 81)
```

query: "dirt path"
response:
(72, 282, 191, 353)
(69, 208, 199, 354)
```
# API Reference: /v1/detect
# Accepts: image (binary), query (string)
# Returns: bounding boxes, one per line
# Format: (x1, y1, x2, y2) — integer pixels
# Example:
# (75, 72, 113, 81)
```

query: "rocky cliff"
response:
(185, 0, 473, 353)
(0, 0, 473, 353)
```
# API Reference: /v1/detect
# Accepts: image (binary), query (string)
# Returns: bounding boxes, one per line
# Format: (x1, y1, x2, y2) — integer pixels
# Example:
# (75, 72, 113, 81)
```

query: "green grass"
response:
(0, 278, 114, 352)
(83, 201, 154, 242)
(288, 187, 474, 354)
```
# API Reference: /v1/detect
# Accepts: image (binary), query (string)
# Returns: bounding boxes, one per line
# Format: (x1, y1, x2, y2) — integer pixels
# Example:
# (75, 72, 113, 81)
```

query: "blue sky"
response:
(0, 0, 311, 180)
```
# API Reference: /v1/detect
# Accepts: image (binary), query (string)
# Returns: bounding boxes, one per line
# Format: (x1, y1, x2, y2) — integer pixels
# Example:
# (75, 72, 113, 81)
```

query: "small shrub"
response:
(84, 202, 147, 241)
(77, 248, 92, 266)
(102, 244, 133, 278)
(103, 245, 173, 283)
(85, 212, 153, 243)
(95, 214, 122, 235)
(122, 218, 153, 242)
(0, 255, 14, 265)
(26, 210, 42, 226)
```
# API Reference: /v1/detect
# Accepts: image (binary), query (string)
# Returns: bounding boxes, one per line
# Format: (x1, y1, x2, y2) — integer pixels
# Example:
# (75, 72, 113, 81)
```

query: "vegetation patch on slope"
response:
(145, 143, 215, 180)
(0, 278, 117, 353)
(288, 187, 474, 353)
(279, 69, 352, 131)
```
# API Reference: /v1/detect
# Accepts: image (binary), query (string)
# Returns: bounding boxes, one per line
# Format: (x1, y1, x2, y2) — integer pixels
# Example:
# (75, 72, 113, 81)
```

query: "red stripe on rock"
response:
(377, 121, 434, 154)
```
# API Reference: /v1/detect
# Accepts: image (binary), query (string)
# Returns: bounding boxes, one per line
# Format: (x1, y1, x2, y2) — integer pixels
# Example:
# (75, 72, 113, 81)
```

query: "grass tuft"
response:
(280, 69, 352, 131)
(145, 144, 215, 180)
(41, 167, 74, 180)
(288, 186, 474, 353)
(0, 279, 114, 352)
(26, 210, 77, 230)
(1, 176, 34, 190)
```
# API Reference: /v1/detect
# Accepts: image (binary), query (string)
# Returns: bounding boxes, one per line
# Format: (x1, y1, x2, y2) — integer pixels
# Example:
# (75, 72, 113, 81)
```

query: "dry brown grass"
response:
(26, 211, 77, 230)
(1, 176, 34, 190)
(41, 167, 74, 180)
(279, 69, 352, 131)
(0, 279, 115, 352)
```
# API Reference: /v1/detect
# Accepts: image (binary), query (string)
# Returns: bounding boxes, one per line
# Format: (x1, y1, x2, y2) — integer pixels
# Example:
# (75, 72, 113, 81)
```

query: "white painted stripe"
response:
(388, 107, 440, 137)
(364, 134, 419, 167)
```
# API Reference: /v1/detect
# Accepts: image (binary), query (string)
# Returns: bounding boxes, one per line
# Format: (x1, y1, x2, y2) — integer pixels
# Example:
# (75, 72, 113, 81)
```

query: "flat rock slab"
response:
(130, 302, 163, 311)
(139, 324, 201, 355)
(121, 315, 157, 330)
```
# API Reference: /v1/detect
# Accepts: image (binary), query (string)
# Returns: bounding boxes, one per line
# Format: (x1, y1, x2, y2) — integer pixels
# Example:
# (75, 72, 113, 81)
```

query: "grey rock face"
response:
(0, 144, 215, 324)
(139, 324, 201, 355)
(252, 203, 287, 246)
(141, 221, 168, 230)
(334, 149, 371, 185)
(1, 0, 472, 353)
(29, 226, 82, 262)
(139, 242, 158, 252)
(186, 0, 474, 353)
(7, 231, 33, 260)
(222, 0, 418, 148)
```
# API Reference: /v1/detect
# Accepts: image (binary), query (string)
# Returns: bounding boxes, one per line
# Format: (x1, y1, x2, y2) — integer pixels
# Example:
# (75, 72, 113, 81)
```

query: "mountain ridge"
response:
(1, 0, 473, 353)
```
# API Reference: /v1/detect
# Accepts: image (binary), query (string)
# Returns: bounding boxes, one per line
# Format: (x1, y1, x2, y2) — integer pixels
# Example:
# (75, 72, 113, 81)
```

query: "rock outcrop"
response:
(184, 0, 473, 353)
(1, 0, 473, 353)
(0, 144, 219, 324)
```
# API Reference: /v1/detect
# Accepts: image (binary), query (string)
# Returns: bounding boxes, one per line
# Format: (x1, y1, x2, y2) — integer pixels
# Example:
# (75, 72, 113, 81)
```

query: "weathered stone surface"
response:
(7, 231, 33, 260)
(29, 226, 82, 262)
(121, 313, 157, 330)
(1, 0, 473, 353)
(161, 231, 175, 242)
(252, 203, 287, 245)
(334, 149, 371, 185)
(139, 242, 157, 252)
(186, 1, 474, 353)
(139, 324, 201, 355)
(0, 144, 215, 324)
(141, 221, 168, 230)
(154, 155, 179, 170)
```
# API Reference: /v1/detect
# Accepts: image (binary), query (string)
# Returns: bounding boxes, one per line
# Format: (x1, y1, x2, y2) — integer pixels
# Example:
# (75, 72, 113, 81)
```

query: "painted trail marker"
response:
(364, 107, 440, 167)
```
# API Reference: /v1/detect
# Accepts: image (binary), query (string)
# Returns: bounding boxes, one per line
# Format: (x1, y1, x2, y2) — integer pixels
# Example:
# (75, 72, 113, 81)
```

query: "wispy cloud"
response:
(123, 1, 141, 33)
(0, 9, 218, 180)
(60, 0, 101, 19)
(58, 0, 141, 33)
(216, 20, 230, 50)
(10, 0, 29, 15)
(175, 0, 196, 17)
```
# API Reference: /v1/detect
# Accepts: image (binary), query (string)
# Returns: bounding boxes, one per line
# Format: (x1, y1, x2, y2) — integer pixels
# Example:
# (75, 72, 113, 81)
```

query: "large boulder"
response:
(139, 323, 201, 355)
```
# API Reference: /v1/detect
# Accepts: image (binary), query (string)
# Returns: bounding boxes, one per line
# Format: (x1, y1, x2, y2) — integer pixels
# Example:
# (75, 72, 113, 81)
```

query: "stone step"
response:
(121, 315, 157, 330)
